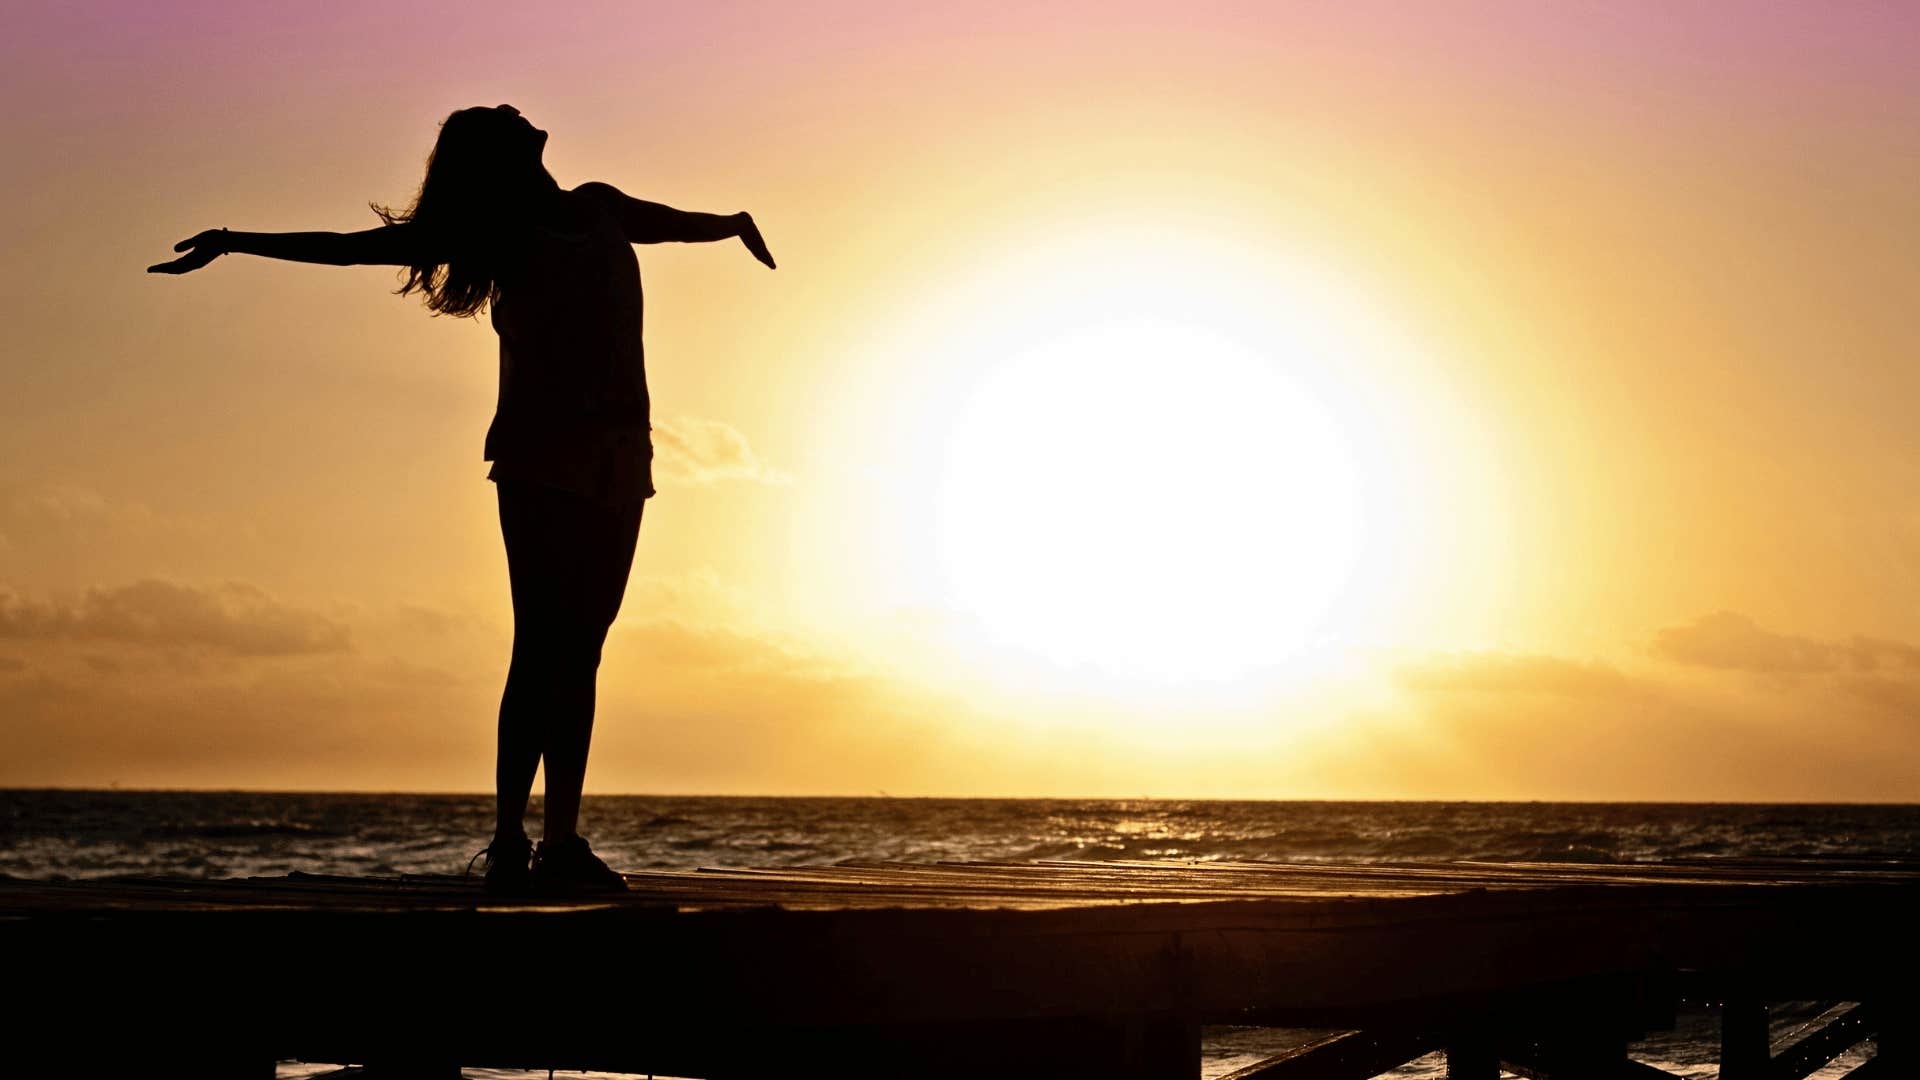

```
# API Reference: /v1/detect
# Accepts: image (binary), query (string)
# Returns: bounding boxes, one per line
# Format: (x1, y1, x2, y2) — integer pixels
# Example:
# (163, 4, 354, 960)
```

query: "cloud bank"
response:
(7, 587, 1920, 798)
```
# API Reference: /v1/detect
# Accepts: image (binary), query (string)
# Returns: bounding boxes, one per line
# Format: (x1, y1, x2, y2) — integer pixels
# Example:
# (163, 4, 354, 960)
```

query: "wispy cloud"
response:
(651, 416, 791, 487)
(2, 484, 226, 541)
(1396, 651, 1639, 699)
(1653, 611, 1920, 675)
(0, 580, 350, 656)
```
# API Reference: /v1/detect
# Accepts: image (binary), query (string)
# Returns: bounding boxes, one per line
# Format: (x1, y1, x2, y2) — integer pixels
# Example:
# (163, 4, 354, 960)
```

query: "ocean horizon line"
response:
(6, 786, 1918, 808)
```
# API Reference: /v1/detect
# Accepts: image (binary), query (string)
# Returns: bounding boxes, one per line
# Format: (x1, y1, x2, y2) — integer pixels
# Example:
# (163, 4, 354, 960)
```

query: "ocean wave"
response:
(139, 821, 338, 841)
(4, 791, 1917, 880)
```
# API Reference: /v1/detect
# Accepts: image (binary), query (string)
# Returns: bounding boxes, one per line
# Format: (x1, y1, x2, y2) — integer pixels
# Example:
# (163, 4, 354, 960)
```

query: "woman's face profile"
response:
(493, 103, 548, 158)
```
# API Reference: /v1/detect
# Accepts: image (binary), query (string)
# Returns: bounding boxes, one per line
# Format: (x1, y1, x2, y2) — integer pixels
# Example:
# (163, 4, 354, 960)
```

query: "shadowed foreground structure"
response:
(7, 859, 1916, 1077)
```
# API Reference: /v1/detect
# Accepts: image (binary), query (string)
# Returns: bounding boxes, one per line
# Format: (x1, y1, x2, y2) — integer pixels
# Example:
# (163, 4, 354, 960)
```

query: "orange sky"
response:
(3, 2, 1919, 798)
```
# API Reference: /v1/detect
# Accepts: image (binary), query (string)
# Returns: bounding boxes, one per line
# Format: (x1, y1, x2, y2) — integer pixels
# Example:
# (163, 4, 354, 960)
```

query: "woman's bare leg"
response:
(493, 642, 545, 842)
(540, 498, 640, 842)
(537, 667, 596, 843)
(496, 479, 641, 845)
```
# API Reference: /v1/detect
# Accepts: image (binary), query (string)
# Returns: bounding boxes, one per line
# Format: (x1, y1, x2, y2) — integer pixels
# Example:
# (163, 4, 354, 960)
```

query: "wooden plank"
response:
(5, 860, 1920, 1074)
(1768, 1003, 1875, 1080)
(7, 858, 1919, 917)
(1215, 1029, 1433, 1080)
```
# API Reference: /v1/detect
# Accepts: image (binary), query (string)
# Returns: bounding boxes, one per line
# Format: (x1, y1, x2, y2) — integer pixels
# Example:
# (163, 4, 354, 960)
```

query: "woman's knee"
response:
(510, 628, 609, 672)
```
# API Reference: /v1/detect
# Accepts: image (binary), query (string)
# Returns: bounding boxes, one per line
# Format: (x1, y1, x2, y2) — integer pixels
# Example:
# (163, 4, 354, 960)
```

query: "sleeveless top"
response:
(482, 187, 654, 507)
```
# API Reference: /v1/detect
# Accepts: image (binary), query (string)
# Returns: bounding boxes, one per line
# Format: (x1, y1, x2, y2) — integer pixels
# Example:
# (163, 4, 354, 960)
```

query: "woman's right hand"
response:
(147, 229, 229, 274)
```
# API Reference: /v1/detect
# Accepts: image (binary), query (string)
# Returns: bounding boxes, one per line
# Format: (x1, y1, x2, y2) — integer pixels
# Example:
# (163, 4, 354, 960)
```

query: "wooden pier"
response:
(6, 858, 1917, 1078)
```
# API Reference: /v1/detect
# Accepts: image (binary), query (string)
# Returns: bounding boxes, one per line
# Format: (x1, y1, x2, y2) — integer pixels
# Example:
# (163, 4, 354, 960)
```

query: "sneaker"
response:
(529, 834, 628, 895)
(466, 832, 533, 896)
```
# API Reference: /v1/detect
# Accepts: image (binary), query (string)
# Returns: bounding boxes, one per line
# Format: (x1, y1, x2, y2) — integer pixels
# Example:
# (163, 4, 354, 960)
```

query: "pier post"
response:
(712, 1015, 1201, 1079)
(1444, 1038, 1499, 1079)
(1719, 999, 1769, 1080)
(1875, 998, 1917, 1071)
(1119, 1013, 1202, 1080)
(1497, 1032, 1633, 1080)
(356, 1065, 461, 1079)
(186, 1050, 275, 1079)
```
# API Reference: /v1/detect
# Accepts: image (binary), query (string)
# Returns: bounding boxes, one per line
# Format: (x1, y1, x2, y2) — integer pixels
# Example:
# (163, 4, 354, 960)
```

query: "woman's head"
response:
(375, 104, 556, 317)
(429, 104, 549, 187)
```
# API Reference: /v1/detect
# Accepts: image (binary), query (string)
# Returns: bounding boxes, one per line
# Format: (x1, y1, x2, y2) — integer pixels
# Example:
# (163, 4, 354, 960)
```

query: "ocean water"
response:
(6, 791, 1912, 1078)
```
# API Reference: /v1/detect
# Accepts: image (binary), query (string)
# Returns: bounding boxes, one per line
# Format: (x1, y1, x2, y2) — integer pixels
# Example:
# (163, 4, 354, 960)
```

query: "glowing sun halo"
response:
(934, 319, 1363, 684)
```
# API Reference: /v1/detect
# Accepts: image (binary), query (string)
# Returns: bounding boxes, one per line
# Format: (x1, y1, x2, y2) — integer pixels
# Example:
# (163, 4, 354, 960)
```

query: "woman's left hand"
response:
(736, 214, 776, 270)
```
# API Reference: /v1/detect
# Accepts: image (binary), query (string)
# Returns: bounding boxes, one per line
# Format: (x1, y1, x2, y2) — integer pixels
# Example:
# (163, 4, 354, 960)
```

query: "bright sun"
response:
(934, 318, 1363, 684)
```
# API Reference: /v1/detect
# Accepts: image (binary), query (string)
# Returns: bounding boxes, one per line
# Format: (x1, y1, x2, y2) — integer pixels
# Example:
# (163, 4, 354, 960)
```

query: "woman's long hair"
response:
(374, 107, 553, 318)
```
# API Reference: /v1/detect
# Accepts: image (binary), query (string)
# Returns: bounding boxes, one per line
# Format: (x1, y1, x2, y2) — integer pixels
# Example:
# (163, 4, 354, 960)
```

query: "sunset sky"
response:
(3, 2, 1918, 799)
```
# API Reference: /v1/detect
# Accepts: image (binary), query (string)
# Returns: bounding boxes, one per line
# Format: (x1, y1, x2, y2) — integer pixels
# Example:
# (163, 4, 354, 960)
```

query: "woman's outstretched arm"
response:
(147, 224, 435, 274)
(577, 182, 776, 269)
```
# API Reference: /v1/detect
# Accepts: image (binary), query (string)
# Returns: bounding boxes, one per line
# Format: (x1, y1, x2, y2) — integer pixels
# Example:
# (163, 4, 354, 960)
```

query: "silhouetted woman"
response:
(149, 104, 775, 894)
